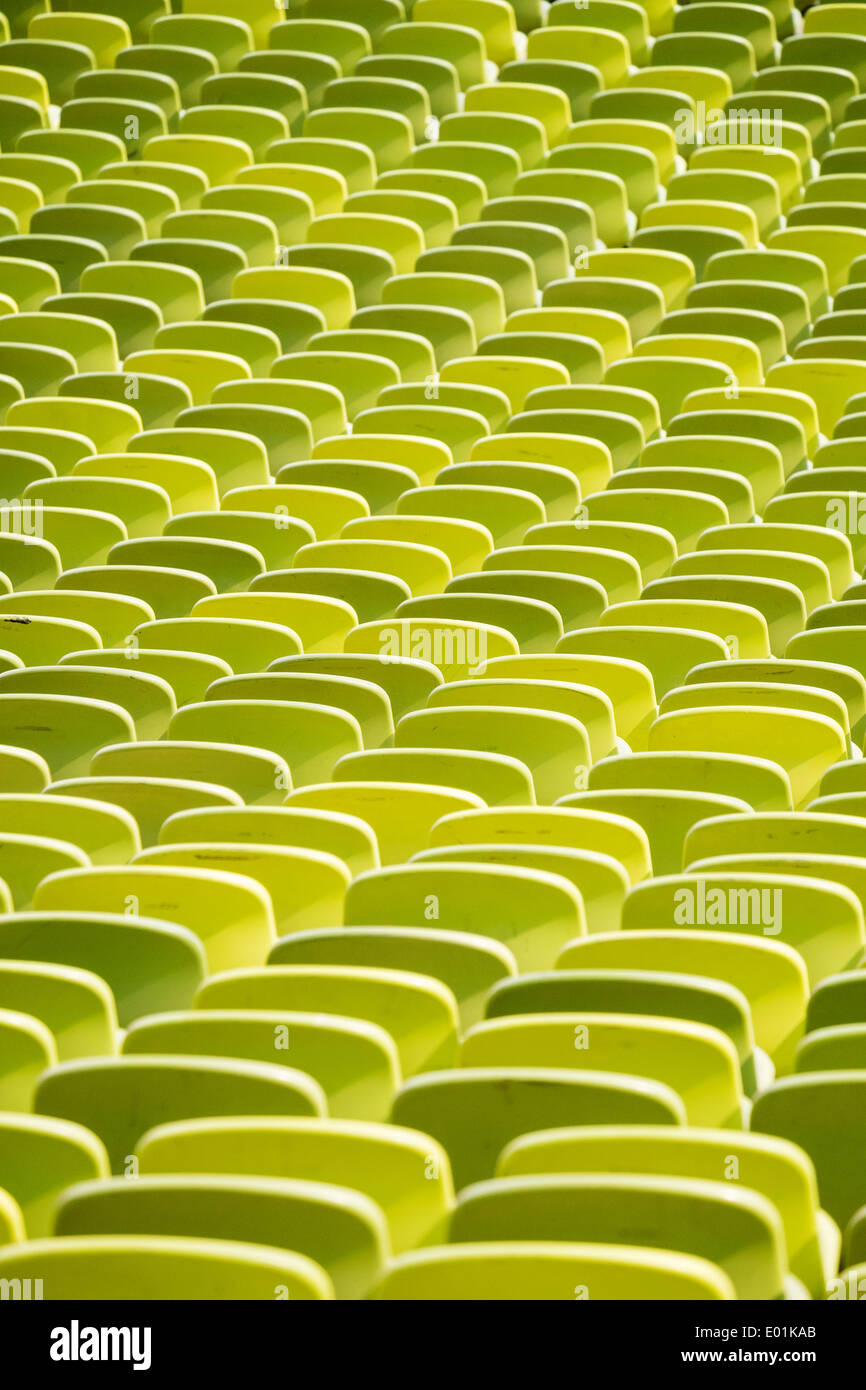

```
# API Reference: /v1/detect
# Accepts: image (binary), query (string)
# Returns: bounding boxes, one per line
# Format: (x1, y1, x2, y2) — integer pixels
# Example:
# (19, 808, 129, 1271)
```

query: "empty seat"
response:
(449, 1174, 794, 1299)
(34, 1055, 324, 1174)
(393, 1069, 685, 1189)
(0, 1233, 333, 1299)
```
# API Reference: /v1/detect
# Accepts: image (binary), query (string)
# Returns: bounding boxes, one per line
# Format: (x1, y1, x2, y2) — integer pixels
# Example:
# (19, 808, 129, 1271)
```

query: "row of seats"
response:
(0, 0, 866, 1301)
